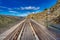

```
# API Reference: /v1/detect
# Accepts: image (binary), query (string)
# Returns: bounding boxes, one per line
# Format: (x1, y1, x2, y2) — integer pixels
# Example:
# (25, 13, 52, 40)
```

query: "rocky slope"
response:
(27, 0, 60, 24)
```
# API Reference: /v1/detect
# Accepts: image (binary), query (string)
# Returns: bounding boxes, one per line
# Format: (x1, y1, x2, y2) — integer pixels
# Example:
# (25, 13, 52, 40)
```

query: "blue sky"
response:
(0, 0, 57, 16)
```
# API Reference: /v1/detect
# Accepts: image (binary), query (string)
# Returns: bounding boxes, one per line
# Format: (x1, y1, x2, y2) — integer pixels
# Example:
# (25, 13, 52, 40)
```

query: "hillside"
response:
(0, 15, 24, 34)
(50, 0, 60, 13)
(27, 0, 60, 25)
(0, 15, 24, 27)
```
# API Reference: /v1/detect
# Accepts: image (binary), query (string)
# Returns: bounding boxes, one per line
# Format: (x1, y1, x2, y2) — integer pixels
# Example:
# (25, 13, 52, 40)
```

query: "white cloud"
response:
(20, 6, 40, 10)
(26, 12, 35, 14)
(32, 12, 35, 14)
(9, 11, 14, 12)
(8, 6, 40, 10)
(9, 11, 18, 13)
(0, 6, 13, 10)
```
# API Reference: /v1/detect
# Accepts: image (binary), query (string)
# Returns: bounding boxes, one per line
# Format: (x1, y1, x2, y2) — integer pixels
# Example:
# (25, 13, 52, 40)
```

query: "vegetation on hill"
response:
(0, 15, 24, 34)
(50, 0, 60, 13)
(27, 0, 60, 25)
(0, 15, 24, 27)
(52, 15, 60, 24)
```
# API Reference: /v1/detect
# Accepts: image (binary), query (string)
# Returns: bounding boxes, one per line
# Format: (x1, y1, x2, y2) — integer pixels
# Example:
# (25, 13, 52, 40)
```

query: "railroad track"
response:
(0, 19, 39, 40)
(30, 19, 57, 40)
(17, 20, 39, 40)
(0, 19, 59, 40)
